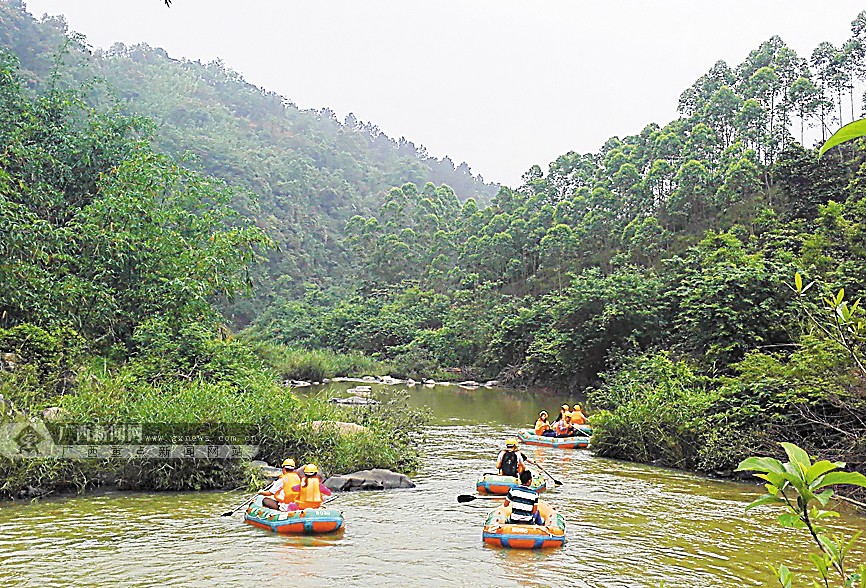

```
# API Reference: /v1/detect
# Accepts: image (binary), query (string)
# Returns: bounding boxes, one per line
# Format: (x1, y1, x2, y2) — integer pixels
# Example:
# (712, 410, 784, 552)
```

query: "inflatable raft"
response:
(476, 473, 546, 495)
(518, 428, 591, 449)
(244, 496, 344, 534)
(482, 501, 566, 549)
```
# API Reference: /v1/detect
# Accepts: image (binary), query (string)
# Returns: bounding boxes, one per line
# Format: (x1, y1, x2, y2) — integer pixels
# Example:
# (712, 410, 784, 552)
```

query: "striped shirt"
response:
(506, 485, 539, 524)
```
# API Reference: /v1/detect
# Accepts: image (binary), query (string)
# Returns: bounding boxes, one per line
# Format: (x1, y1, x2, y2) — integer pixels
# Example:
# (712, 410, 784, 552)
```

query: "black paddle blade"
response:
(458, 494, 506, 503)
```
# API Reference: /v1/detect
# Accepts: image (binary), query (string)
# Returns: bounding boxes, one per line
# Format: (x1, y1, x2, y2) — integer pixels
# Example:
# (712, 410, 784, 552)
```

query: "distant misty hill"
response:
(0, 0, 497, 321)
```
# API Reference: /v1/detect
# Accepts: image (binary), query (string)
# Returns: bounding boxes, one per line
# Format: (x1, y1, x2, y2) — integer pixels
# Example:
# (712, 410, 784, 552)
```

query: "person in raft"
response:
(571, 404, 588, 426)
(259, 458, 301, 511)
(534, 411, 556, 437)
(504, 470, 544, 525)
(555, 413, 576, 437)
(552, 404, 570, 423)
(496, 437, 527, 478)
(290, 463, 332, 510)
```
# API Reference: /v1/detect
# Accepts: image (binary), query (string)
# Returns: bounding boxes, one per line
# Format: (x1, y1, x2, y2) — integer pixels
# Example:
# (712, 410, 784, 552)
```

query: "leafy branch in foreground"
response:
(737, 442, 866, 587)
(792, 272, 866, 378)
(819, 118, 866, 157)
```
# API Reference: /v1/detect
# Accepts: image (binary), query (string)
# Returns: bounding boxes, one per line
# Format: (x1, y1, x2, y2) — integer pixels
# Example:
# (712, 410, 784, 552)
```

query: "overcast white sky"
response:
(21, 0, 866, 187)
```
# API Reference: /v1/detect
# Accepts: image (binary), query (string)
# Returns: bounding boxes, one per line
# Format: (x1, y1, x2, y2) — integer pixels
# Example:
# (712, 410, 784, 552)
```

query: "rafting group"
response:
(238, 403, 592, 550)
(471, 403, 593, 548)
(533, 403, 589, 437)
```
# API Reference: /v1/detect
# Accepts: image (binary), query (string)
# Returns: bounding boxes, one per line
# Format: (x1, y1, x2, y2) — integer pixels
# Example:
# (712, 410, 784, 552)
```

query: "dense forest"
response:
(0, 0, 497, 325)
(1, 0, 865, 494)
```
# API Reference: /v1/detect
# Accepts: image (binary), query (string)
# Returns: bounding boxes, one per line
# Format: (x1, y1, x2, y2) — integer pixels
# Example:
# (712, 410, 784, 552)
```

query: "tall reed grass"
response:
(247, 341, 387, 382)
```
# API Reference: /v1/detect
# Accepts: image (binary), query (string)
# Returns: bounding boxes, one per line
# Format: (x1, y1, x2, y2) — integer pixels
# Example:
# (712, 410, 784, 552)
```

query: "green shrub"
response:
(0, 323, 85, 404)
(699, 336, 866, 471)
(130, 317, 265, 386)
(0, 355, 422, 497)
(247, 341, 385, 381)
(589, 352, 715, 468)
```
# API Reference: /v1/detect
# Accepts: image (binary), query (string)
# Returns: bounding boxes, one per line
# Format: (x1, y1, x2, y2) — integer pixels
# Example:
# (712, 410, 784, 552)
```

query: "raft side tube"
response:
(475, 473, 547, 495)
(243, 496, 344, 534)
(517, 429, 590, 449)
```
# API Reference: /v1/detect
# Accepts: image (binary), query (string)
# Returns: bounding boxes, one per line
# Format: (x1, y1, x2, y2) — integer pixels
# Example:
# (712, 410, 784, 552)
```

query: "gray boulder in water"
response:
(324, 468, 415, 491)
(329, 396, 379, 406)
(251, 460, 282, 479)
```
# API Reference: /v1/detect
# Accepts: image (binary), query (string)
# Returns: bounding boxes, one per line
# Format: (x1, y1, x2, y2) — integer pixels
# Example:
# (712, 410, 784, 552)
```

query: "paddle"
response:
(525, 459, 563, 487)
(222, 493, 258, 516)
(457, 494, 507, 503)
(574, 425, 593, 437)
(322, 493, 341, 505)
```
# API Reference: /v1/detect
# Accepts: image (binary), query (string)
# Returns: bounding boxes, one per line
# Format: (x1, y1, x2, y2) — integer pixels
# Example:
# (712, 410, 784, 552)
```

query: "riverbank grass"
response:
(0, 325, 423, 499)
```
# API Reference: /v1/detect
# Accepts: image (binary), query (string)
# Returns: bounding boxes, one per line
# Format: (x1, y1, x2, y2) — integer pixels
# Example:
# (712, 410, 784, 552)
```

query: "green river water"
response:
(1, 382, 864, 587)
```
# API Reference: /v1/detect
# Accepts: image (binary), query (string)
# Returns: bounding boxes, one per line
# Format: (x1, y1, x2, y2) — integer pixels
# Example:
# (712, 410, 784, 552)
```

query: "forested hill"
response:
(251, 13, 866, 476)
(0, 0, 498, 323)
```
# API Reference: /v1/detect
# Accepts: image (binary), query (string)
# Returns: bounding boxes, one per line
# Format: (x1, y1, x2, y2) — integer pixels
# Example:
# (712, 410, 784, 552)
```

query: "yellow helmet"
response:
(564, 412, 573, 420)
(561, 404, 569, 411)
(281, 458, 296, 468)
(303, 463, 318, 475)
(573, 404, 582, 411)
(505, 437, 519, 448)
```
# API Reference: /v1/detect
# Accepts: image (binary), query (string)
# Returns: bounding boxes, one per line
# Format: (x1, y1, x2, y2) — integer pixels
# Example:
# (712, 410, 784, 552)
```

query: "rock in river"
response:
(324, 468, 415, 492)
(329, 396, 380, 406)
(346, 385, 372, 396)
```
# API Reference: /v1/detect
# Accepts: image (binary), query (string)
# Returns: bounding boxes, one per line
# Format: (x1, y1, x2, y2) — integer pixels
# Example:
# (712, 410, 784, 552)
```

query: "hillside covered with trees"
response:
(251, 14, 866, 478)
(0, 0, 497, 324)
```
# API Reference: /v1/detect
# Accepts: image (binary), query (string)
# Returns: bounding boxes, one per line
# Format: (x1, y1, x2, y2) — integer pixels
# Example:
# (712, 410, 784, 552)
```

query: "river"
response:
(1, 382, 864, 587)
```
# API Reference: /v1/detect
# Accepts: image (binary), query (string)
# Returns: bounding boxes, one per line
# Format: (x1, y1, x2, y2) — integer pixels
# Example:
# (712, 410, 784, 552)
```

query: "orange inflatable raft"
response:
(244, 495, 343, 534)
(517, 429, 590, 449)
(476, 473, 547, 495)
(482, 501, 566, 549)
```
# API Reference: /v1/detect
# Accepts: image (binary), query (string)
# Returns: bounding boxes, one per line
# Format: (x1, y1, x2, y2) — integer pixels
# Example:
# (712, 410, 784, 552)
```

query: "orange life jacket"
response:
(274, 471, 300, 503)
(534, 419, 550, 436)
(296, 477, 325, 509)
(571, 410, 586, 425)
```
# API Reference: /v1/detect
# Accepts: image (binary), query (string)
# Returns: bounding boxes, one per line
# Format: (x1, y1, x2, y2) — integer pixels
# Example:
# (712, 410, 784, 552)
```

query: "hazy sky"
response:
(21, 0, 866, 186)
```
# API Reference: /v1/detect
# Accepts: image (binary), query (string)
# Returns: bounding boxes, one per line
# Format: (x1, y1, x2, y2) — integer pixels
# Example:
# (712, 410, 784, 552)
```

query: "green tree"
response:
(787, 76, 822, 145)
(0, 50, 268, 343)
